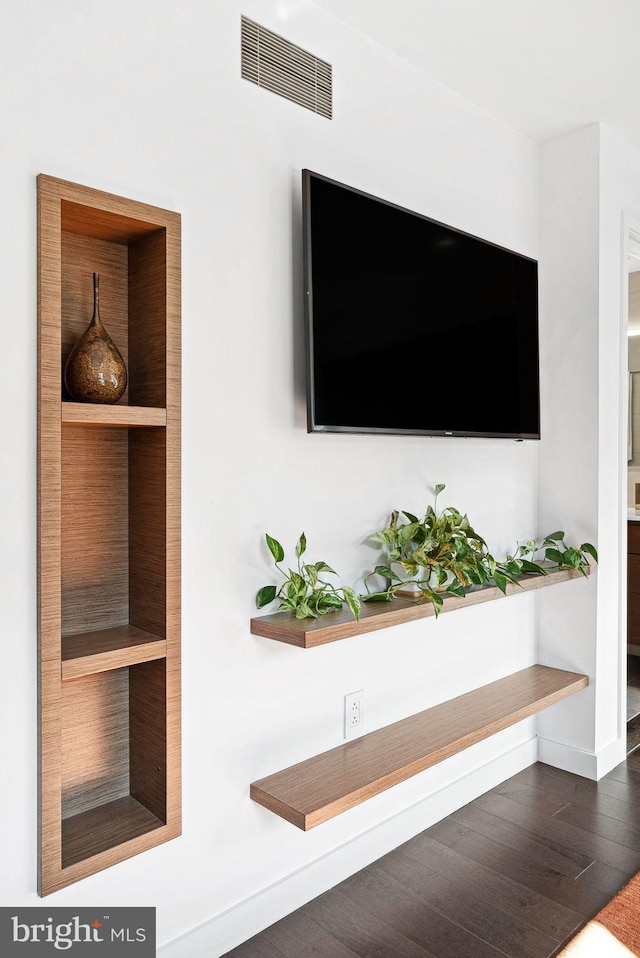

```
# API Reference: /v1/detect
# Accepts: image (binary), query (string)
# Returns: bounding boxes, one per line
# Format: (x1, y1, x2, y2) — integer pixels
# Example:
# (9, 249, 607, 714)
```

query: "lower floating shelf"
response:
(62, 796, 164, 869)
(250, 665, 588, 830)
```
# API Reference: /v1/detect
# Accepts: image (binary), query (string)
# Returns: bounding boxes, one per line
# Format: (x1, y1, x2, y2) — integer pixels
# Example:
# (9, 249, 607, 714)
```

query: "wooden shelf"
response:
(62, 402, 166, 428)
(62, 796, 164, 869)
(251, 566, 591, 648)
(62, 625, 166, 680)
(250, 665, 588, 830)
(38, 174, 181, 896)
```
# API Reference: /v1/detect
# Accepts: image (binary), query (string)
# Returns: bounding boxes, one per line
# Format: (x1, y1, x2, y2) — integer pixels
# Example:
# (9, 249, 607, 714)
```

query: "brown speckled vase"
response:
(64, 272, 127, 404)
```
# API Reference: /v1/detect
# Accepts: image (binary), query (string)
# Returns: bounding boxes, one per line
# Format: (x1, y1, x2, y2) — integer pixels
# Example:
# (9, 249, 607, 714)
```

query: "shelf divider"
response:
(250, 665, 588, 830)
(62, 401, 166, 428)
(251, 566, 591, 648)
(62, 625, 166, 680)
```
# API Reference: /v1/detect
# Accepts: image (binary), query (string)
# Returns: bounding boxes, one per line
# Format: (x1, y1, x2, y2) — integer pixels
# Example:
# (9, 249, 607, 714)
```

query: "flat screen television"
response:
(303, 170, 540, 439)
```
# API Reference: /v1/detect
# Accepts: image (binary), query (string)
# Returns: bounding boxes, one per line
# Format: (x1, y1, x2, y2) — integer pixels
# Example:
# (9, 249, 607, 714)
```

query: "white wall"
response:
(627, 322, 640, 503)
(536, 125, 602, 765)
(597, 125, 640, 759)
(0, 0, 549, 953)
(537, 122, 640, 777)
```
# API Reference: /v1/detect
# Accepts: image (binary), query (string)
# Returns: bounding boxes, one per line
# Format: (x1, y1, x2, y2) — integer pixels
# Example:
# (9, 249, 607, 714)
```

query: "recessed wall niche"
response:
(37, 174, 181, 896)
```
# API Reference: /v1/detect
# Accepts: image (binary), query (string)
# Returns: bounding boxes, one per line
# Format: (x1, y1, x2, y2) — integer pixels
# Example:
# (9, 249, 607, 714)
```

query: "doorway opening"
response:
(625, 228, 640, 752)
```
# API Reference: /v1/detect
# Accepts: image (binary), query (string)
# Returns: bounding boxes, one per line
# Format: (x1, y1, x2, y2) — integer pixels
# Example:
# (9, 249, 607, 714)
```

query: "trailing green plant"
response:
(363, 483, 494, 615)
(505, 532, 598, 579)
(363, 484, 598, 616)
(256, 532, 361, 621)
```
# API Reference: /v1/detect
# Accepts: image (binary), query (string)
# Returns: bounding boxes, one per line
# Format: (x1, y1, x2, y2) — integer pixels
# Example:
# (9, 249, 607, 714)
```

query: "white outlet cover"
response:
(344, 690, 364, 740)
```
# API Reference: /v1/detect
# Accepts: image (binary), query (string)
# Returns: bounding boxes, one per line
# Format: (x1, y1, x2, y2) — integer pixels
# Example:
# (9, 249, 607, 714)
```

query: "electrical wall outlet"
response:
(344, 690, 364, 739)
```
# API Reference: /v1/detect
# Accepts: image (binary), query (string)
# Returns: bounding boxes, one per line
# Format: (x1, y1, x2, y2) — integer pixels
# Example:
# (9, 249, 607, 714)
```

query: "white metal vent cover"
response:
(241, 15, 332, 119)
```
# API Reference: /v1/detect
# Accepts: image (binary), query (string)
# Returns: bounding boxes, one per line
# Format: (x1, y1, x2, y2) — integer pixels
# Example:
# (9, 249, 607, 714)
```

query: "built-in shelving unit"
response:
(251, 566, 590, 648)
(37, 175, 181, 895)
(251, 665, 588, 829)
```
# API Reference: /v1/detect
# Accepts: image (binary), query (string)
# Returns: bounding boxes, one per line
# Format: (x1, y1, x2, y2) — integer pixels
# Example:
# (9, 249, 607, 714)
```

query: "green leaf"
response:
(493, 571, 509, 595)
(375, 565, 401, 581)
(466, 566, 483, 586)
(319, 593, 343, 610)
(402, 511, 420, 524)
(454, 539, 469, 559)
(295, 532, 307, 558)
(412, 526, 427, 545)
(543, 531, 565, 543)
(429, 590, 444, 617)
(295, 601, 317, 619)
(504, 560, 522, 578)
(369, 530, 392, 545)
(265, 534, 285, 563)
(423, 530, 436, 547)
(278, 599, 296, 611)
(398, 522, 420, 546)
(446, 582, 466, 597)
(362, 592, 392, 602)
(434, 483, 446, 497)
(454, 567, 469, 587)
(304, 564, 319, 588)
(342, 587, 361, 621)
(545, 547, 565, 564)
(520, 559, 547, 575)
(314, 561, 337, 575)
(581, 542, 598, 563)
(563, 547, 583, 568)
(289, 570, 305, 591)
(256, 585, 277, 608)
(306, 591, 321, 610)
(434, 565, 448, 586)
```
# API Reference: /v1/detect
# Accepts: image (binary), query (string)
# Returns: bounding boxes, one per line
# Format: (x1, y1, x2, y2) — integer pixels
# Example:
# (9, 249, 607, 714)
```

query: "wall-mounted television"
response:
(302, 170, 540, 439)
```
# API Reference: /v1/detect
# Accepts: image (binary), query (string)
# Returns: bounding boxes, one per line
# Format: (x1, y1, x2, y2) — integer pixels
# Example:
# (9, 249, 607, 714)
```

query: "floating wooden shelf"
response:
(62, 402, 167, 428)
(251, 566, 591, 648)
(62, 625, 167, 681)
(250, 665, 588, 829)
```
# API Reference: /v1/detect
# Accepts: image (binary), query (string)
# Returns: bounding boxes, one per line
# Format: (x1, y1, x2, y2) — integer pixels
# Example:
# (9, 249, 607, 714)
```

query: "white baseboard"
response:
(159, 737, 537, 958)
(538, 735, 626, 780)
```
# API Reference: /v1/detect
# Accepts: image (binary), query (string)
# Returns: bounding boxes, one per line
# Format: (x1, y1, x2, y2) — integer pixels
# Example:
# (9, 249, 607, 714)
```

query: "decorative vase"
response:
(64, 273, 127, 403)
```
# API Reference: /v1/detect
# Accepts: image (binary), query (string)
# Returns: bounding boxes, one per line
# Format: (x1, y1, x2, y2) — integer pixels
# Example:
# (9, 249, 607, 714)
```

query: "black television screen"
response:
(303, 170, 540, 439)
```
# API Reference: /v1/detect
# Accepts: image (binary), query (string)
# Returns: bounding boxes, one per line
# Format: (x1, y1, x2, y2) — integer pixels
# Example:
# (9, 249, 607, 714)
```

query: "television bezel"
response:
(302, 169, 540, 441)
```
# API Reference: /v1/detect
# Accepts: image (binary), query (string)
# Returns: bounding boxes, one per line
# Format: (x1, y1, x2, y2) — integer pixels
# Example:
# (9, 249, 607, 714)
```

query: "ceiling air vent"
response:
(241, 15, 332, 119)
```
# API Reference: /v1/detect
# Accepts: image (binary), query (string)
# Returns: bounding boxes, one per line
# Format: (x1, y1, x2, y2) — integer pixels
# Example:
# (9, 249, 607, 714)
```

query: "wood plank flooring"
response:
(224, 754, 640, 958)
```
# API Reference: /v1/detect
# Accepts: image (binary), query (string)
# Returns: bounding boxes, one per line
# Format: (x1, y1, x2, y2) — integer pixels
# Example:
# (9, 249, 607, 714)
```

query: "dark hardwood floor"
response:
(224, 752, 640, 958)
